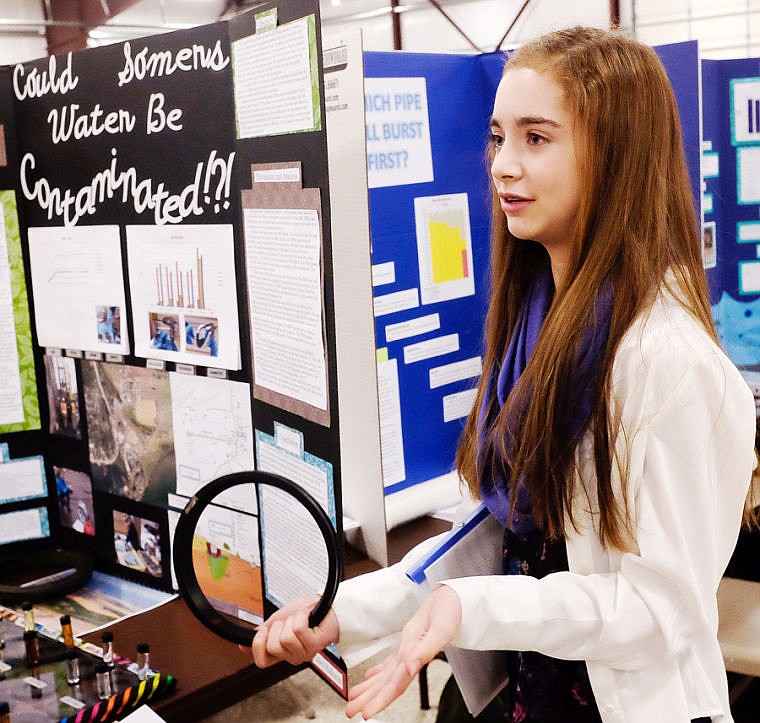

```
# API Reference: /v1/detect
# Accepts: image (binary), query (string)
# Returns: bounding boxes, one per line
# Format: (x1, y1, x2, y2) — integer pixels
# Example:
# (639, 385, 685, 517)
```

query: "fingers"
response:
(251, 624, 274, 667)
(270, 610, 312, 664)
(343, 586, 462, 719)
(253, 616, 301, 666)
(344, 621, 435, 720)
(345, 655, 422, 720)
(251, 602, 339, 669)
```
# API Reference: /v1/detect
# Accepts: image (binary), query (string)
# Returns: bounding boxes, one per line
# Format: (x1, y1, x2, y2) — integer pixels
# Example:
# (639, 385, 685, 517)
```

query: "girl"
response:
(251, 26, 757, 723)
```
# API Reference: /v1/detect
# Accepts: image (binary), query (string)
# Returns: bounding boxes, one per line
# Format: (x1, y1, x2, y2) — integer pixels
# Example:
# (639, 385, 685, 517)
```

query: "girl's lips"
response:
(500, 194, 533, 213)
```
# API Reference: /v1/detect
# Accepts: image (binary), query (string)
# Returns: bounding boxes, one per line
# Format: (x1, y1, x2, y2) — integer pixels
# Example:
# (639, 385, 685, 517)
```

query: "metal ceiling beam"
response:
(424, 0, 483, 53)
(42, 0, 143, 55)
(495, 0, 531, 50)
(391, 0, 402, 50)
(610, 0, 620, 27)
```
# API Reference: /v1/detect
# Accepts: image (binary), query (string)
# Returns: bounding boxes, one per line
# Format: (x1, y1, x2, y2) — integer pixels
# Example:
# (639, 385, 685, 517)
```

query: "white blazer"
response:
(333, 284, 757, 723)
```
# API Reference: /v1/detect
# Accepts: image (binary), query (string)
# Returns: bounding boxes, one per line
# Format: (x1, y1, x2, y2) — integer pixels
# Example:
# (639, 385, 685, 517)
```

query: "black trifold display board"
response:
(0, 0, 344, 646)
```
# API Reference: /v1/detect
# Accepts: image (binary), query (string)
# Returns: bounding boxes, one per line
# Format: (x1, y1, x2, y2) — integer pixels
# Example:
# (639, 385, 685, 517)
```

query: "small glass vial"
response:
(0, 701, 9, 723)
(23, 630, 39, 666)
(66, 649, 80, 685)
(21, 601, 35, 632)
(95, 662, 112, 700)
(136, 643, 150, 680)
(60, 614, 74, 648)
(101, 631, 115, 667)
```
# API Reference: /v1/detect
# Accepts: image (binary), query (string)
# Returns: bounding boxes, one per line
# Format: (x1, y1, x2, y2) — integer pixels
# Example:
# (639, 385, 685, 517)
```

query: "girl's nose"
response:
(491, 138, 522, 182)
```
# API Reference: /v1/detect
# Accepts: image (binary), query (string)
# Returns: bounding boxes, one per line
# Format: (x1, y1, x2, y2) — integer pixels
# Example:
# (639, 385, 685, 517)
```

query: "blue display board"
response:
(703, 56, 760, 369)
(364, 51, 494, 495)
(656, 41, 703, 218)
(365, 42, 702, 496)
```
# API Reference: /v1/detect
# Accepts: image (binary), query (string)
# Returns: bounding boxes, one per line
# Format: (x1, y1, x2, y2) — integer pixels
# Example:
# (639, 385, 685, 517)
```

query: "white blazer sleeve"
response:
(332, 489, 481, 662)
(331, 532, 443, 661)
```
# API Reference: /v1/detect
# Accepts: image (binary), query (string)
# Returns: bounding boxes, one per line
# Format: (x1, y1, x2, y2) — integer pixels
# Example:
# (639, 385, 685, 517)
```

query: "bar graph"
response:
(155, 247, 206, 309)
(429, 214, 470, 284)
(414, 193, 475, 305)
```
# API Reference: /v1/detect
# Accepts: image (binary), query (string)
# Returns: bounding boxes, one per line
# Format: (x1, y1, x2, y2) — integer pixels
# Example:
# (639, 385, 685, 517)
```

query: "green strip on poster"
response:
(0, 189, 40, 433)
(307, 14, 322, 133)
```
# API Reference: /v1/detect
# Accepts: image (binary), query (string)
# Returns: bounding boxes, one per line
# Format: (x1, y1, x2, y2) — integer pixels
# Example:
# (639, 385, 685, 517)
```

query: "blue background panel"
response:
(704, 57, 760, 367)
(365, 51, 493, 495)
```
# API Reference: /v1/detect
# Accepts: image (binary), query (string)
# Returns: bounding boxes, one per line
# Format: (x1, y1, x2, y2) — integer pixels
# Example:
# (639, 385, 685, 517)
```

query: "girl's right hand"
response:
(250, 596, 339, 668)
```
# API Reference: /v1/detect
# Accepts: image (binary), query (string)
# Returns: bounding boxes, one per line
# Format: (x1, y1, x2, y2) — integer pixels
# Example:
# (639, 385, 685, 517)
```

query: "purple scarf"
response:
(478, 263, 614, 531)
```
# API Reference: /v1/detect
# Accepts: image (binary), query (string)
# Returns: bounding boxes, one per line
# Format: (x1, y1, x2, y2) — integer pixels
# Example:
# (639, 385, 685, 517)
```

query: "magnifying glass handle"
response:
(307, 597, 332, 629)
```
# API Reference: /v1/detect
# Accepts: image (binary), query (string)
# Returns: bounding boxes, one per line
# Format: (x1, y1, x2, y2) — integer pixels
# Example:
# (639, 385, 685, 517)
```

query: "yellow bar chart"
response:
(414, 193, 475, 304)
(430, 217, 469, 284)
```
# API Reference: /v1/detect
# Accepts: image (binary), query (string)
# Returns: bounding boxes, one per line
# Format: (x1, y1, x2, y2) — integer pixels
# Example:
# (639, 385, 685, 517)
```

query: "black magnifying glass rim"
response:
(172, 470, 341, 647)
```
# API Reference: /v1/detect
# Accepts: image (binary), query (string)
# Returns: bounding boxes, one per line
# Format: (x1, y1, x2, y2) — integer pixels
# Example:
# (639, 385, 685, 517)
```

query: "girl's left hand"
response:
(345, 584, 462, 720)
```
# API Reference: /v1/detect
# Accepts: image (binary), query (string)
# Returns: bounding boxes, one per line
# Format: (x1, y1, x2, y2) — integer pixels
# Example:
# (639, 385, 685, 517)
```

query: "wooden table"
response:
(82, 595, 298, 721)
(81, 515, 451, 721)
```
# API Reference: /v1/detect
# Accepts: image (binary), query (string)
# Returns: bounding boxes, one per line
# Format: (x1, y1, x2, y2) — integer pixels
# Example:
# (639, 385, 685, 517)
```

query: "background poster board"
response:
(702, 57, 760, 382)
(363, 50, 493, 506)
(0, 0, 345, 637)
(6, 17, 241, 593)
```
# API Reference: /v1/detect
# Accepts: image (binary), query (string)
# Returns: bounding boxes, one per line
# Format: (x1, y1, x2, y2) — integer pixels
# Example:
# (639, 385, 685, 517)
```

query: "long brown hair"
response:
(456, 26, 715, 550)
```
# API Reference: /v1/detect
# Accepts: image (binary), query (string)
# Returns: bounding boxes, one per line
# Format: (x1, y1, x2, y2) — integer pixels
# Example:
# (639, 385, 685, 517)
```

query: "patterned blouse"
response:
(503, 526, 601, 723)
(501, 525, 712, 723)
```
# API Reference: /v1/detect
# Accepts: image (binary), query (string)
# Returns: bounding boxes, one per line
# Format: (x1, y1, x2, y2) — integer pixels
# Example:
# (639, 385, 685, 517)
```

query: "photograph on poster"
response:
(184, 315, 219, 357)
(96, 305, 122, 345)
(55, 466, 95, 536)
(82, 361, 176, 505)
(26, 225, 130, 355)
(44, 355, 81, 439)
(703, 221, 717, 269)
(149, 313, 180, 351)
(126, 224, 240, 370)
(113, 510, 163, 578)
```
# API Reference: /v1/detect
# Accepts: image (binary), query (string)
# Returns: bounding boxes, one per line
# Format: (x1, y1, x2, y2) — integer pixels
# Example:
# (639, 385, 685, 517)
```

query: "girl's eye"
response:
(527, 132, 545, 145)
(489, 132, 504, 148)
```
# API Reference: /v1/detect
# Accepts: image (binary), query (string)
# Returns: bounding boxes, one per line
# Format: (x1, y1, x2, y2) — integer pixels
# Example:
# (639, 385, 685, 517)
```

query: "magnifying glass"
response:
(172, 470, 341, 646)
